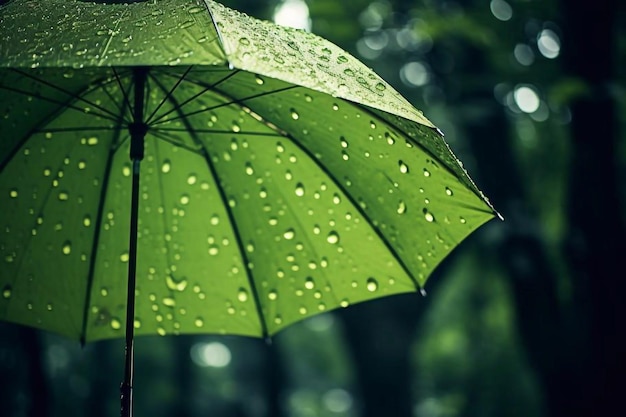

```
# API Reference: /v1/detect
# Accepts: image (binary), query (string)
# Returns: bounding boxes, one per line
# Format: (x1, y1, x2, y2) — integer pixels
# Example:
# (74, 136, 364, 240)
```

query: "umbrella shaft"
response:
(121, 67, 148, 417)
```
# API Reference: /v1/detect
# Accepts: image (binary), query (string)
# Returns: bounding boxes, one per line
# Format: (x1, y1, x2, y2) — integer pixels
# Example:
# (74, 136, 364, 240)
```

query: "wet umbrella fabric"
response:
(0, 0, 498, 415)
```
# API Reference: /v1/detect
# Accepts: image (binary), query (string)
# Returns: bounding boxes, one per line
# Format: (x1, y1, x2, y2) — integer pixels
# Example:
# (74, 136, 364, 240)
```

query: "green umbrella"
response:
(0, 0, 499, 415)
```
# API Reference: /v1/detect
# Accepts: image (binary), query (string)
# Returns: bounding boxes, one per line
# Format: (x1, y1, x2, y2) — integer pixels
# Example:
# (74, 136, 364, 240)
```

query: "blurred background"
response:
(1, 0, 624, 416)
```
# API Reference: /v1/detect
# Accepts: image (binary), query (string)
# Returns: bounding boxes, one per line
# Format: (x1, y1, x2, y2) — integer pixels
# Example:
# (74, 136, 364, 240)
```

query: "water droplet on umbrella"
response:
(340, 299, 350, 307)
(110, 318, 122, 330)
(366, 277, 379, 292)
(100, 287, 109, 297)
(283, 229, 295, 240)
(295, 183, 305, 197)
(166, 275, 188, 292)
(86, 136, 98, 146)
(2, 285, 11, 299)
(299, 307, 308, 315)
(399, 161, 409, 174)
(239, 37, 250, 46)
(423, 209, 435, 222)
(290, 108, 299, 120)
(58, 191, 69, 201)
(237, 288, 249, 302)
(187, 174, 197, 185)
(459, 216, 467, 224)
(397, 200, 407, 214)
(305, 277, 315, 289)
(157, 327, 166, 336)
(255, 76, 264, 85)
(163, 297, 176, 307)
(375, 82, 386, 92)
(245, 162, 254, 175)
(180, 194, 190, 205)
(274, 315, 283, 325)
(268, 290, 278, 300)
(9, 189, 18, 198)
(326, 231, 339, 244)
(445, 187, 453, 196)
(208, 245, 219, 255)
(210, 214, 219, 225)
(62, 241, 71, 255)
(332, 194, 341, 205)
(162, 160, 171, 173)
(134, 319, 142, 329)
(423, 168, 431, 177)
(194, 317, 204, 328)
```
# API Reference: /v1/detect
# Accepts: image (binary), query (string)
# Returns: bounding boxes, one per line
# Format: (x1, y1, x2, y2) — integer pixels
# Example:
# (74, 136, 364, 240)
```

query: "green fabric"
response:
(0, 0, 497, 342)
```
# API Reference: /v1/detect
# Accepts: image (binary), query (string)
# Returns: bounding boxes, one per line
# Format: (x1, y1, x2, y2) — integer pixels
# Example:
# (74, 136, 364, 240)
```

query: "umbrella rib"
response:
(217, 93, 424, 291)
(146, 68, 241, 125)
(80, 122, 127, 345)
(112, 67, 135, 123)
(10, 69, 125, 122)
(144, 66, 193, 124)
(358, 106, 501, 219)
(149, 75, 270, 338)
(150, 84, 298, 126)
(0, 84, 121, 125)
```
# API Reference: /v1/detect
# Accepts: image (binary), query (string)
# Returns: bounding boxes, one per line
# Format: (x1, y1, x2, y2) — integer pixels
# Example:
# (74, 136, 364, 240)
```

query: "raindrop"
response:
(9, 189, 18, 198)
(194, 317, 204, 328)
(2, 285, 11, 299)
(180, 194, 190, 205)
(366, 277, 379, 292)
(295, 183, 305, 197)
(86, 136, 98, 146)
(110, 318, 122, 330)
(283, 229, 295, 240)
(162, 160, 171, 173)
(299, 307, 308, 315)
(397, 200, 407, 214)
(332, 194, 341, 205)
(166, 276, 188, 292)
(326, 231, 340, 244)
(62, 241, 71, 255)
(423, 208, 435, 222)
(290, 108, 299, 120)
(120, 252, 129, 263)
(399, 161, 409, 174)
(187, 174, 197, 185)
(445, 187, 453, 196)
(163, 297, 176, 307)
(340, 299, 350, 308)
(305, 277, 315, 289)
(58, 191, 69, 201)
(423, 168, 431, 177)
(375, 82, 386, 92)
(210, 214, 220, 225)
(340, 137, 349, 148)
(239, 37, 251, 46)
(245, 162, 254, 175)
(208, 245, 219, 256)
(237, 288, 249, 302)
(255, 76, 264, 85)
(460, 216, 467, 224)
(268, 290, 278, 300)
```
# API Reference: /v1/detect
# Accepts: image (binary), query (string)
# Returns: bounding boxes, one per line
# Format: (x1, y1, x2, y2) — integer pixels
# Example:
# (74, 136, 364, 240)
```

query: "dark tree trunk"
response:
(338, 291, 433, 417)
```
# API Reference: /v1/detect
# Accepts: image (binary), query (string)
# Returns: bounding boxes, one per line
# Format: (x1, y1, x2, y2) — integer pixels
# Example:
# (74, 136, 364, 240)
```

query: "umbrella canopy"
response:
(0, 0, 498, 342)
